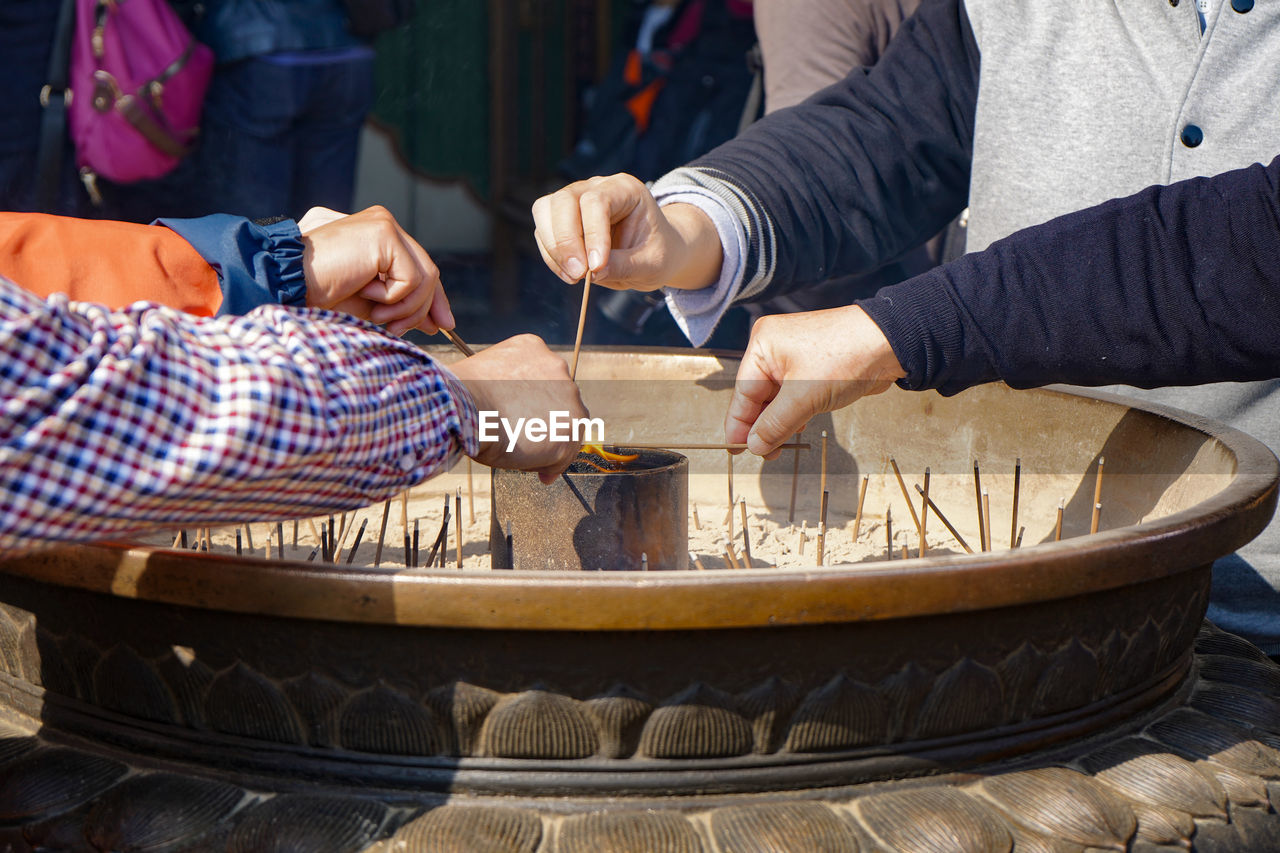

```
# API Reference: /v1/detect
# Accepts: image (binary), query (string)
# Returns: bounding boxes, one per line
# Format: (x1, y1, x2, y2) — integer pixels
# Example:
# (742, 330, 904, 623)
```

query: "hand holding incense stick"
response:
(570, 269, 592, 381)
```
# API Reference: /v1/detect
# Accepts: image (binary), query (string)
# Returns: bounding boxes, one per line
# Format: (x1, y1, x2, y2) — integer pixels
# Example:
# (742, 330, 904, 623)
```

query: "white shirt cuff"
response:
(654, 190, 747, 347)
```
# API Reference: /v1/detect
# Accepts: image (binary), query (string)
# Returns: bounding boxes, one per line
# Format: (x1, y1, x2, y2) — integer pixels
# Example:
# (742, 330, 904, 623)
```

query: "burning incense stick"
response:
(327, 516, 336, 562)
(345, 519, 368, 564)
(973, 461, 986, 552)
(455, 489, 463, 569)
(788, 431, 802, 523)
(914, 483, 973, 554)
(235, 528, 242, 555)
(738, 498, 752, 568)
(1010, 457, 1021, 549)
(1055, 499, 1064, 541)
(620, 442, 810, 451)
(692, 503, 702, 530)
(853, 474, 869, 540)
(292, 520, 299, 547)
(889, 458, 922, 543)
(412, 519, 420, 568)
(981, 489, 992, 552)
(276, 522, 285, 559)
(919, 468, 930, 558)
(570, 269, 592, 381)
(441, 327, 476, 357)
(690, 552, 706, 571)
(1091, 502, 1103, 536)
(374, 499, 392, 567)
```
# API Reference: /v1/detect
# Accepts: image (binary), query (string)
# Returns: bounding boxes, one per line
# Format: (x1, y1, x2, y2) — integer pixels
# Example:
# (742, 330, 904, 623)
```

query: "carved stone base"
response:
(2, 621, 1279, 851)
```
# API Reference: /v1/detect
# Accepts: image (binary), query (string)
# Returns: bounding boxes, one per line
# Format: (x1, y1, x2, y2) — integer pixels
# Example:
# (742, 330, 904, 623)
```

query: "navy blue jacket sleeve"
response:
(859, 156, 1280, 394)
(681, 0, 979, 301)
(157, 215, 308, 316)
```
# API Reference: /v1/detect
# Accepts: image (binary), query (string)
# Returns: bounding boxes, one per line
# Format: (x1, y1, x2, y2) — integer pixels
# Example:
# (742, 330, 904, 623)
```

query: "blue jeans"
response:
(181, 51, 375, 220)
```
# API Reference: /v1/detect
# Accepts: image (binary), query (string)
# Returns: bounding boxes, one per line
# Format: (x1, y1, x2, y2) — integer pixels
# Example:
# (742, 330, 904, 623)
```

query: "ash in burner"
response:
(569, 446, 668, 474)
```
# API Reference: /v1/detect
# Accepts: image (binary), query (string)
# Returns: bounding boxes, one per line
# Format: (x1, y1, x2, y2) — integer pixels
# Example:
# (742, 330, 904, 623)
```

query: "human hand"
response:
(448, 335, 588, 484)
(299, 205, 454, 337)
(531, 174, 723, 292)
(725, 306, 907, 457)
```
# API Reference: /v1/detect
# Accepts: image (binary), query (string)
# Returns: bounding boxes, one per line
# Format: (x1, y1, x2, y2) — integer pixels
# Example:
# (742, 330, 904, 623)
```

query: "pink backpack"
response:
(68, 0, 214, 191)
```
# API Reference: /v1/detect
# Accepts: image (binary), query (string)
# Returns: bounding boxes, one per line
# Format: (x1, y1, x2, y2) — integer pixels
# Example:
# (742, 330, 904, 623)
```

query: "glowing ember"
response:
(579, 444, 640, 472)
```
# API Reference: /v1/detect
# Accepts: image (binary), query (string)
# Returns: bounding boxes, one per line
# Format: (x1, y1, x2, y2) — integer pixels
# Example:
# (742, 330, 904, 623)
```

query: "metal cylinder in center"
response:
(490, 447, 688, 571)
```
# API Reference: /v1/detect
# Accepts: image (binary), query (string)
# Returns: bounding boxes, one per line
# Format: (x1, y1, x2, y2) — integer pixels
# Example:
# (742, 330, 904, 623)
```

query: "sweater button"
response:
(1180, 124, 1204, 148)
(1232, 0, 1254, 11)
(1169, 0, 1179, 6)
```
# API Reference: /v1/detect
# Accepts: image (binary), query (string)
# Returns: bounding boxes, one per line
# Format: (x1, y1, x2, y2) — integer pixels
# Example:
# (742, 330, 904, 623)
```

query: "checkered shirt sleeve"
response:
(0, 278, 478, 557)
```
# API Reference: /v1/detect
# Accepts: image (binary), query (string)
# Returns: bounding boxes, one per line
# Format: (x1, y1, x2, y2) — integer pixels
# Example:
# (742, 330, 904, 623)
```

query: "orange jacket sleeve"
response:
(0, 212, 222, 315)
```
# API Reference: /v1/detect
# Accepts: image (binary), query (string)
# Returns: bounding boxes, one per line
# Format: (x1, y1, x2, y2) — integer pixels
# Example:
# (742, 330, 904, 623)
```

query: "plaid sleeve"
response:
(0, 278, 478, 556)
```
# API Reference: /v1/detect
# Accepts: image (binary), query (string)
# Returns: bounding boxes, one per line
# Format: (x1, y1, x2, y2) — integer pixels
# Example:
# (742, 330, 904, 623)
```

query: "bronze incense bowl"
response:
(0, 347, 1278, 852)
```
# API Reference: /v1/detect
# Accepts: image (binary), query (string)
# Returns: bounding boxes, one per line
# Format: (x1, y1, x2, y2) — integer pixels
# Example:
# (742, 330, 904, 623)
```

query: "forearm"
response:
(0, 280, 476, 556)
(0, 213, 222, 314)
(670, 0, 979, 303)
(860, 157, 1280, 394)
(159, 215, 308, 315)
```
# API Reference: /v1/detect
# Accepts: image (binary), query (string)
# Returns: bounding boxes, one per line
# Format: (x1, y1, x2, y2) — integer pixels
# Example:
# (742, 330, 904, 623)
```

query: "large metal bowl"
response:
(0, 348, 1276, 851)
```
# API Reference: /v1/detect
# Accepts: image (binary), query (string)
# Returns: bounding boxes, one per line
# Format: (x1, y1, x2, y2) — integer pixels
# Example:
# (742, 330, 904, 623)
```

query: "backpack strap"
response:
(36, 0, 78, 211)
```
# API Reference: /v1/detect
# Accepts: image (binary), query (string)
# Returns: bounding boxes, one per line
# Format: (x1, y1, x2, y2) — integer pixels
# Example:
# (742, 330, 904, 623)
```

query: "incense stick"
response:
(817, 489, 829, 567)
(455, 488, 463, 569)
(570, 269, 592, 381)
(1010, 457, 1021, 549)
(466, 458, 476, 524)
(886, 506, 893, 560)
(374, 499, 392, 567)
(412, 519, 420, 568)
(691, 503, 702, 531)
(853, 475, 869, 539)
(615, 442, 810, 451)
(973, 461, 986, 552)
(889, 458, 922, 542)
(738, 498, 752, 568)
(818, 430, 828, 523)
(690, 552, 706, 571)
(919, 468, 930, 558)
(345, 519, 368, 564)
(981, 489, 992, 552)
(276, 522, 285, 559)
(1091, 456, 1105, 535)
(235, 528, 242, 555)
(292, 519, 299, 547)
(788, 432, 802, 523)
(441, 327, 476, 357)
(1055, 499, 1064, 541)
(914, 484, 973, 554)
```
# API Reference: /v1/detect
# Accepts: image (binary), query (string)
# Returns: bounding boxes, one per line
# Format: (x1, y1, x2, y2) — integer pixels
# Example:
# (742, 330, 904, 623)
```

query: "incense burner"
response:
(0, 348, 1278, 852)
(491, 447, 688, 571)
